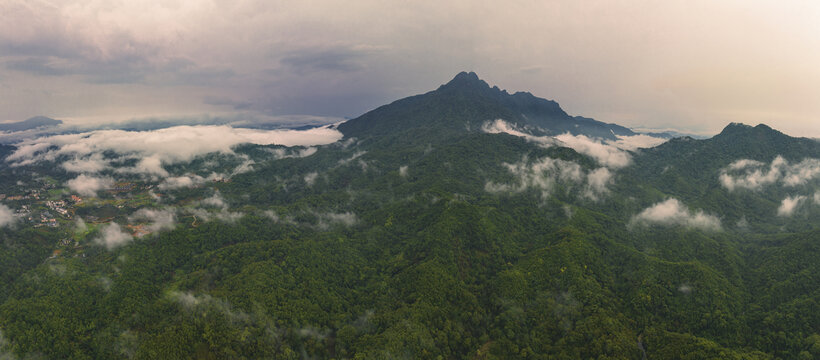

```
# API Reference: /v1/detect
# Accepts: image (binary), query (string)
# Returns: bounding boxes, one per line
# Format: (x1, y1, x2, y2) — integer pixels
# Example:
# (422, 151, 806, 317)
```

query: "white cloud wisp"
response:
(606, 134, 669, 151)
(631, 198, 721, 231)
(6, 125, 342, 178)
(720, 156, 820, 191)
(485, 156, 613, 200)
(95, 222, 133, 250)
(67, 174, 115, 197)
(777, 195, 806, 217)
(482, 120, 666, 169)
(129, 207, 177, 234)
(554, 133, 633, 169)
(0, 204, 17, 228)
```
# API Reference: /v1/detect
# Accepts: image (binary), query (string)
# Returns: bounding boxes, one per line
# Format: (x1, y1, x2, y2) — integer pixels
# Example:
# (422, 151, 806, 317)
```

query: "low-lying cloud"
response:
(231, 158, 255, 175)
(189, 192, 243, 223)
(167, 290, 257, 325)
(189, 207, 244, 223)
(158, 172, 228, 190)
(485, 156, 612, 200)
(481, 119, 557, 146)
(482, 120, 667, 169)
(201, 193, 228, 208)
(95, 222, 133, 250)
(0, 114, 345, 145)
(720, 156, 820, 191)
(554, 133, 633, 169)
(264, 209, 357, 229)
(631, 198, 721, 231)
(62, 153, 109, 173)
(6, 125, 343, 178)
(129, 208, 177, 233)
(607, 134, 669, 151)
(169, 291, 216, 309)
(777, 195, 806, 217)
(338, 150, 366, 166)
(0, 204, 16, 228)
(67, 174, 115, 197)
(585, 167, 613, 199)
(304, 172, 319, 186)
(263, 210, 295, 225)
(267, 146, 318, 159)
(75, 218, 88, 233)
(727, 159, 764, 171)
(158, 175, 207, 190)
(317, 211, 358, 229)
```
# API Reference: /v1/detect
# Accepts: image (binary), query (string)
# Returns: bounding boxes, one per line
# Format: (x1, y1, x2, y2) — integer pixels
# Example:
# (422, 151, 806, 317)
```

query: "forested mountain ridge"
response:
(0, 73, 818, 359)
(641, 122, 820, 175)
(338, 71, 634, 142)
(623, 122, 820, 233)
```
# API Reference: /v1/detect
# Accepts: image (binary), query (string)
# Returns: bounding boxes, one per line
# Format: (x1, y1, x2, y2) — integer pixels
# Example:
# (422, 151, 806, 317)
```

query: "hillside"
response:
(0, 73, 818, 359)
(338, 72, 634, 142)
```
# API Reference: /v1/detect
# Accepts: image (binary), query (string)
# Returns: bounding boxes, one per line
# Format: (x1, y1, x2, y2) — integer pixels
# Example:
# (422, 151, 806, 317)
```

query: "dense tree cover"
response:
(1, 75, 819, 359)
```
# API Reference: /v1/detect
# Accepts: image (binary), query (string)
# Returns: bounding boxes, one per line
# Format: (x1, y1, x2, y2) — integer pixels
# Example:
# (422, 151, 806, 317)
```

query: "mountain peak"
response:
(718, 122, 782, 138)
(440, 71, 490, 91)
(450, 71, 480, 83)
(338, 72, 635, 141)
(719, 122, 753, 136)
(754, 123, 774, 132)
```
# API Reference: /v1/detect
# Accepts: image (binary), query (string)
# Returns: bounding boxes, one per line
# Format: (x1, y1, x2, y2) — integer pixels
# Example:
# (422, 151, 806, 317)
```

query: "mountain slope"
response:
(0, 74, 819, 359)
(338, 72, 634, 141)
(622, 123, 820, 228)
(630, 123, 819, 189)
(644, 123, 819, 167)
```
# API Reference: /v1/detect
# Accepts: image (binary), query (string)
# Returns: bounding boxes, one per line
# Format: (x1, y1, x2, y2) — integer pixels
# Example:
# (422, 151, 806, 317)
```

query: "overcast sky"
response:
(1, 0, 818, 136)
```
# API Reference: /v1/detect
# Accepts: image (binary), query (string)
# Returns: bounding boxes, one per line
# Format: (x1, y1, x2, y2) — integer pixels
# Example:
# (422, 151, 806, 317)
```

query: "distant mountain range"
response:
(0, 116, 62, 132)
(0, 75, 699, 142)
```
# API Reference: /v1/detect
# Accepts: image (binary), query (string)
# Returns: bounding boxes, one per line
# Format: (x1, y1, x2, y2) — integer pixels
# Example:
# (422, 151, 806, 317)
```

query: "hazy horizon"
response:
(1, 1, 818, 137)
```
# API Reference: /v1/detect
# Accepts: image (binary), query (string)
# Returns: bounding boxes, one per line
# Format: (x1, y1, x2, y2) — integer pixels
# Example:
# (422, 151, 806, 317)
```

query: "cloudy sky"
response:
(1, 0, 818, 136)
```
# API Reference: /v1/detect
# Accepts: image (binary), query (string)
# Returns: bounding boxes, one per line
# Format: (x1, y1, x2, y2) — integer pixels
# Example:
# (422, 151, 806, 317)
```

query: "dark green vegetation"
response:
(1, 74, 819, 359)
